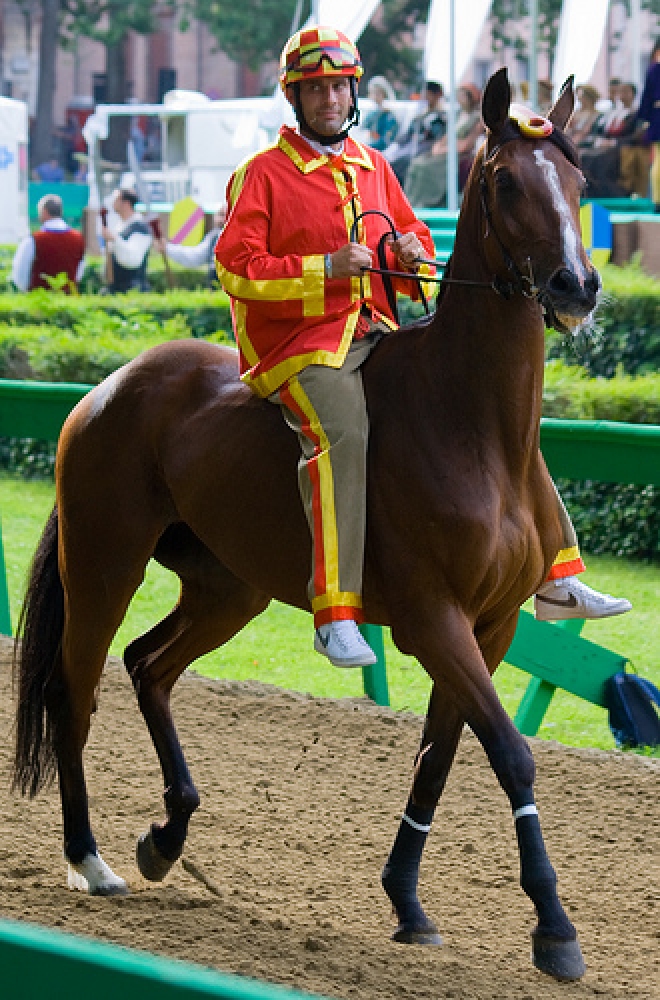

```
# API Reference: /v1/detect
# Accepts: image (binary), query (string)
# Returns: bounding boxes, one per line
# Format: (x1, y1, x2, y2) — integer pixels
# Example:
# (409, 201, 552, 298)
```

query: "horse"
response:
(12, 69, 598, 981)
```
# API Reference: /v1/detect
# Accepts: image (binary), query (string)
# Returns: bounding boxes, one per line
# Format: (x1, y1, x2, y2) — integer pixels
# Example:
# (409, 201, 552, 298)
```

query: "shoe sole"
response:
(534, 603, 632, 622)
(313, 639, 377, 669)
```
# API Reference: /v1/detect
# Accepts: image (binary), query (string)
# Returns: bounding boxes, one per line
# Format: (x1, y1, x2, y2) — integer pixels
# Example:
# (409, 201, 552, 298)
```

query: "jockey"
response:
(215, 25, 435, 667)
(216, 26, 631, 669)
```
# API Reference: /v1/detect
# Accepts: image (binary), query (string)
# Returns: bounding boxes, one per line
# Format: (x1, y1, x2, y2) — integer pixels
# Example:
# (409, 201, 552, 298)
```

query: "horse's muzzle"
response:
(541, 267, 600, 332)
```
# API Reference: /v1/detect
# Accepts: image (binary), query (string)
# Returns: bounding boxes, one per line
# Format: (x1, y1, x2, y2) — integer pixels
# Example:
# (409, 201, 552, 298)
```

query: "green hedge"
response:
(1, 256, 658, 562)
(545, 261, 660, 376)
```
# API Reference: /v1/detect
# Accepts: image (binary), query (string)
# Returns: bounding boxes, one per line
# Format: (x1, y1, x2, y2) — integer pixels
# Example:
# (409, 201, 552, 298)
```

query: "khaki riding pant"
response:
(269, 331, 382, 628)
(270, 331, 581, 626)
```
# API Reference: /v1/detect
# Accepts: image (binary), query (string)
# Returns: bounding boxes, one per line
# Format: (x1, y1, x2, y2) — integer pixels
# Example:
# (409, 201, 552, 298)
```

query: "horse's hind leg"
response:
(57, 536, 160, 895)
(124, 533, 270, 882)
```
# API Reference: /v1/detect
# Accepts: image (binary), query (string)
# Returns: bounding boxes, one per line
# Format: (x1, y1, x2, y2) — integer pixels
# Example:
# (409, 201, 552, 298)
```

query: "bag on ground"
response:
(605, 669, 660, 749)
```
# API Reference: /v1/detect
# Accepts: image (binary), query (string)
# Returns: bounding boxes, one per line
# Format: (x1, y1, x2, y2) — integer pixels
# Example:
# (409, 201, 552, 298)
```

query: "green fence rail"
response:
(0, 918, 331, 1000)
(1, 380, 659, 732)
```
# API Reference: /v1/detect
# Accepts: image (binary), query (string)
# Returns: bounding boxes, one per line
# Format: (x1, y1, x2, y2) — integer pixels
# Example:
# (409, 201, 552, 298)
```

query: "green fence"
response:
(0, 918, 330, 1000)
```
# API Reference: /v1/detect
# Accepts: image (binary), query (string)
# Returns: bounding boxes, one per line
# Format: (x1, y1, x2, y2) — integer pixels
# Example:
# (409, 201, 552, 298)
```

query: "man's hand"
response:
(101, 226, 114, 243)
(329, 242, 374, 278)
(389, 232, 426, 270)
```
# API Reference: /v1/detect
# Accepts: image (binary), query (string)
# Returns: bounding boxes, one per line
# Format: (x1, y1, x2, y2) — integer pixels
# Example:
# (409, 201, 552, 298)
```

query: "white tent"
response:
(552, 0, 610, 94)
(0, 97, 29, 244)
(424, 0, 493, 91)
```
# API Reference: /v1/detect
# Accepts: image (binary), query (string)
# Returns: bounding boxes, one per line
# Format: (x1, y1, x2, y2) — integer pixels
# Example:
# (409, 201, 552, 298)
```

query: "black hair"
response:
(119, 188, 139, 208)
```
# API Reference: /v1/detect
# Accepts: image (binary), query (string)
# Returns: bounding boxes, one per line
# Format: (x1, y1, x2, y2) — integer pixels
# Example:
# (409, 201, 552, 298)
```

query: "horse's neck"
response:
(424, 176, 547, 441)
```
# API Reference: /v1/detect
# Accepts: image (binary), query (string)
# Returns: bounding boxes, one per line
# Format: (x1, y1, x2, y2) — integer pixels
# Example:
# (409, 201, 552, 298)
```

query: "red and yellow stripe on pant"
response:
(545, 485, 586, 580)
(275, 359, 370, 628)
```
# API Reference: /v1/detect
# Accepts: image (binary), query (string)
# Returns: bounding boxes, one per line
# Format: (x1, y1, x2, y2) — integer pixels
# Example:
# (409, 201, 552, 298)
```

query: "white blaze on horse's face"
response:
(533, 147, 586, 290)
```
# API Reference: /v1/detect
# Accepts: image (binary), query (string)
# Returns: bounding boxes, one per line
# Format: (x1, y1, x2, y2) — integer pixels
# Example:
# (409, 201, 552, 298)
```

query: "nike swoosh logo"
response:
(536, 593, 578, 609)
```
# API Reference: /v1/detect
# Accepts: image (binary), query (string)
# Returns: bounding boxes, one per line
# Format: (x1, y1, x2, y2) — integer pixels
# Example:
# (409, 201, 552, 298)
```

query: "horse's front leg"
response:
(382, 687, 463, 945)
(389, 606, 585, 981)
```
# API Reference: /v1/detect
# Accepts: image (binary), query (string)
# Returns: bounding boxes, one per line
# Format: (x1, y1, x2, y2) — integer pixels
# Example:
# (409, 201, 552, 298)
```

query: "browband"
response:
(485, 117, 581, 170)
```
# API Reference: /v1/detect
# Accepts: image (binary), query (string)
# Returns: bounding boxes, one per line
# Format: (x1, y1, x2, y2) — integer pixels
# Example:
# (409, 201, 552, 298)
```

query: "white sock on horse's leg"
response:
(67, 852, 128, 895)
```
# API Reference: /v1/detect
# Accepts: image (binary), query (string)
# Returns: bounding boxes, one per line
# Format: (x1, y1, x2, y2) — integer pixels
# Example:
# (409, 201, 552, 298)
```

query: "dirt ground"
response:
(0, 637, 658, 1000)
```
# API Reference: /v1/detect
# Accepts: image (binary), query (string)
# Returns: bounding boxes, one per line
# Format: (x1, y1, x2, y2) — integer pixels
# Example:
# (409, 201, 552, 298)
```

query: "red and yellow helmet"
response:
(279, 26, 363, 91)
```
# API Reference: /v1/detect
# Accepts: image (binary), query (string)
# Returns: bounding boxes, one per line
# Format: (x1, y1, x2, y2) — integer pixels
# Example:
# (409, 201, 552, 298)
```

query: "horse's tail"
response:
(12, 504, 64, 797)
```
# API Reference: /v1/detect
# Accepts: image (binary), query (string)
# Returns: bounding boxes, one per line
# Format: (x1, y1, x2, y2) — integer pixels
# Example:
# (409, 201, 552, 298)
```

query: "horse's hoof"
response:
(136, 830, 177, 882)
(392, 922, 442, 946)
(532, 934, 586, 980)
(67, 855, 128, 896)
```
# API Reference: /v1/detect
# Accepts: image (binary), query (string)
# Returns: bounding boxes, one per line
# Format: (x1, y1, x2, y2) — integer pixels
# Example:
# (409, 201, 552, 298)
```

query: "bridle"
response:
(354, 119, 582, 324)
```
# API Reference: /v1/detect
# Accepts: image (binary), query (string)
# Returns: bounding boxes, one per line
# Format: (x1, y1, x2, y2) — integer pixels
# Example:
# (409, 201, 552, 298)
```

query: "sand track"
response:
(0, 639, 658, 999)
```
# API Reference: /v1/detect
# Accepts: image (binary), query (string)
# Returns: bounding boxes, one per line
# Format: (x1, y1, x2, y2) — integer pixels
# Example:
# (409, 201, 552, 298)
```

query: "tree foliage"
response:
(190, 0, 312, 73)
(59, 0, 158, 47)
(490, 0, 563, 69)
(357, 0, 428, 95)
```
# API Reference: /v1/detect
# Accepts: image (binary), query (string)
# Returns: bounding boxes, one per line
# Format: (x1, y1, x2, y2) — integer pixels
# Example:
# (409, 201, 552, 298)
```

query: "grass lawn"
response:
(2, 472, 659, 752)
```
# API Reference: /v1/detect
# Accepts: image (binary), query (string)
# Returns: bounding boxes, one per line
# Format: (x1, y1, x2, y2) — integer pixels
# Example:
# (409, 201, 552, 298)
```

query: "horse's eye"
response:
(494, 168, 518, 194)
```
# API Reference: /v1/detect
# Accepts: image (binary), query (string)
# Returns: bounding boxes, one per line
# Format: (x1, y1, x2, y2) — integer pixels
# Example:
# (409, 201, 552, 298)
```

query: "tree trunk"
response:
(31, 0, 60, 169)
(103, 36, 130, 164)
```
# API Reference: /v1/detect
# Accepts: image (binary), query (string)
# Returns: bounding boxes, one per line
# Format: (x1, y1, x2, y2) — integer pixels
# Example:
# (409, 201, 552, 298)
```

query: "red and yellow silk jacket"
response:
(215, 126, 436, 397)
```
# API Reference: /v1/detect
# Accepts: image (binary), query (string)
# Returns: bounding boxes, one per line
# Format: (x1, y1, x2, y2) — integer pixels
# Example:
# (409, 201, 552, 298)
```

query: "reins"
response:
(351, 122, 580, 319)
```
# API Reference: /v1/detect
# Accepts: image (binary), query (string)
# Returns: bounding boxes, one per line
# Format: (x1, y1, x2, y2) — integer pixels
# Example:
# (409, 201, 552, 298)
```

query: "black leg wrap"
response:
(64, 832, 98, 866)
(381, 800, 441, 945)
(515, 812, 576, 940)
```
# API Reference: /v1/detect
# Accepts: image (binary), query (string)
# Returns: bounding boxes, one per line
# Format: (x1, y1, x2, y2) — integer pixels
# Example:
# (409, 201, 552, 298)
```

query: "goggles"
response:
(285, 46, 362, 76)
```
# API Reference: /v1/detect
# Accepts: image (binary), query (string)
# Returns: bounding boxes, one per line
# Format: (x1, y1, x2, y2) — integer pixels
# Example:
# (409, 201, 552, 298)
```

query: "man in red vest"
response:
(11, 194, 86, 293)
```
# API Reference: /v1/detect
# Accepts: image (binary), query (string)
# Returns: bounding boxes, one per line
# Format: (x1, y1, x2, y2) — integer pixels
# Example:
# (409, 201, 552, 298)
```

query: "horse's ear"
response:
(548, 76, 575, 131)
(482, 68, 512, 135)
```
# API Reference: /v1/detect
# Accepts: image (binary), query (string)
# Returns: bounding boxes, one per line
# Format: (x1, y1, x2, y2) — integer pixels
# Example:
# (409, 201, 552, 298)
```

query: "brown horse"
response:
(13, 70, 598, 980)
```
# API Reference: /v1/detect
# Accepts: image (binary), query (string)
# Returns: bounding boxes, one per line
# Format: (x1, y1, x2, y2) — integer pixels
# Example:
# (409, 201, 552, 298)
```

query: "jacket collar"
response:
(278, 125, 375, 174)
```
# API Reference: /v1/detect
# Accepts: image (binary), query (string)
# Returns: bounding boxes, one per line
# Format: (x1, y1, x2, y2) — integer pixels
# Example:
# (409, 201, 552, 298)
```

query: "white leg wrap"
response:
(513, 804, 539, 821)
(67, 853, 128, 895)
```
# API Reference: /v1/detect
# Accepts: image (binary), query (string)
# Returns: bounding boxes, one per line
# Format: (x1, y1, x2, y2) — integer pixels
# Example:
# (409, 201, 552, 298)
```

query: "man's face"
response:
(295, 77, 352, 137)
(620, 85, 634, 107)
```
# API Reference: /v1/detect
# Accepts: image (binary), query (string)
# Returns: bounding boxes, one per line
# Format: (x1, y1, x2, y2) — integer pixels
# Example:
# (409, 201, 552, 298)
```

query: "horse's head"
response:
(478, 68, 599, 333)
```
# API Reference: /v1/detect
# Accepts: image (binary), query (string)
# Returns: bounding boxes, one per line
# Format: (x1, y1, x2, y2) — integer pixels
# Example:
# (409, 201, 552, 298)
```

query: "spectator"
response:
(32, 157, 65, 183)
(404, 83, 483, 208)
(362, 76, 399, 151)
(11, 194, 85, 294)
(537, 79, 554, 114)
(154, 203, 227, 288)
(566, 85, 602, 150)
(636, 37, 660, 211)
(597, 77, 623, 128)
(101, 188, 152, 293)
(582, 82, 645, 197)
(384, 81, 446, 186)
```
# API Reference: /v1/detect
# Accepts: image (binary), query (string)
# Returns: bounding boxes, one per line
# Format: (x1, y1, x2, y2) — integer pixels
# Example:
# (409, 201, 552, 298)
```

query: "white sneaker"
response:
(534, 576, 632, 622)
(314, 620, 378, 668)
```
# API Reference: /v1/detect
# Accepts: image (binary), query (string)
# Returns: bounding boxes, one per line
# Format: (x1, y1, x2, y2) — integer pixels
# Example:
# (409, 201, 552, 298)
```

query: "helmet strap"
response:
(292, 79, 360, 145)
